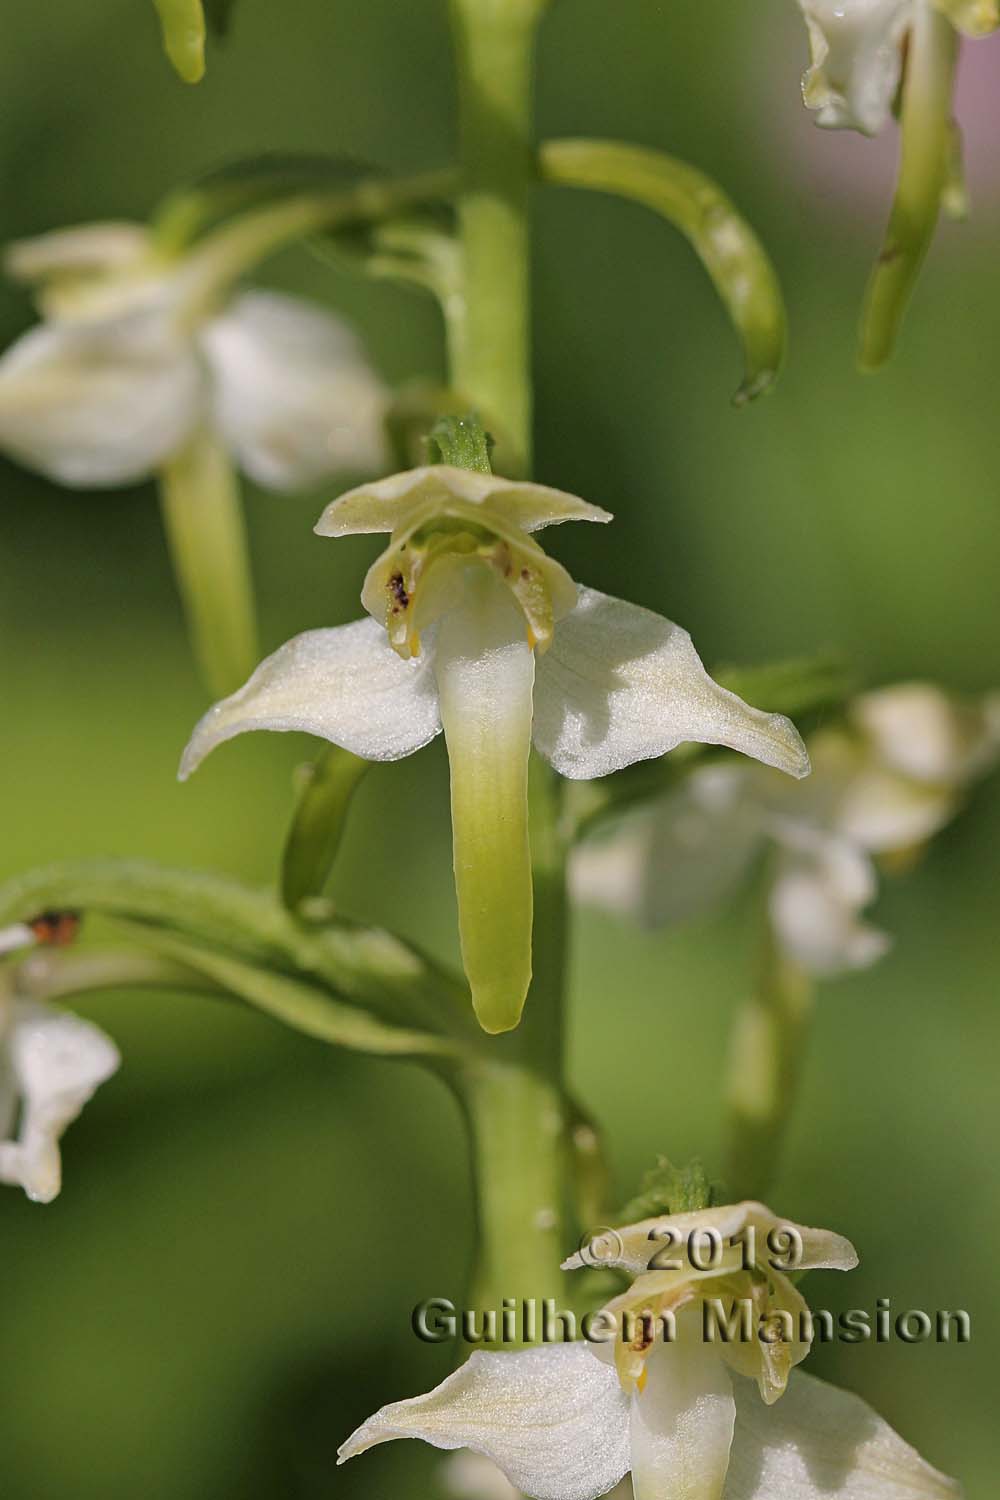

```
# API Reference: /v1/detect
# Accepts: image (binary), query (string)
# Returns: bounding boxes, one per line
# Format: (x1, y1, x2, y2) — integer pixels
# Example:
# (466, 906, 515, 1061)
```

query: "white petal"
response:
(179, 618, 441, 778)
(433, 570, 535, 1033)
(0, 314, 203, 486)
(338, 1343, 631, 1500)
(533, 588, 809, 782)
(851, 682, 1000, 785)
(0, 1000, 120, 1203)
(769, 826, 890, 976)
(0, 923, 36, 956)
(570, 766, 763, 928)
(798, 0, 911, 135)
(199, 290, 389, 490)
(630, 1318, 735, 1500)
(725, 1370, 962, 1499)
(5, 222, 151, 284)
(315, 464, 611, 537)
(797, 727, 957, 852)
(834, 767, 958, 852)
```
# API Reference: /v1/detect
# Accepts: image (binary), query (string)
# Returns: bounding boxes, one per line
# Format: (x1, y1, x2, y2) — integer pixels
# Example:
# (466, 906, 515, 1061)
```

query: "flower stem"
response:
(158, 428, 258, 699)
(456, 1059, 568, 1330)
(448, 0, 546, 470)
(724, 932, 814, 1199)
(442, 0, 572, 1332)
(858, 0, 959, 370)
(280, 746, 370, 914)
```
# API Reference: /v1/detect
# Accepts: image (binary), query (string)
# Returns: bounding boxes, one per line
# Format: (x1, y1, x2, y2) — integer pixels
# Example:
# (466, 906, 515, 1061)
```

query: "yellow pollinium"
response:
(361, 494, 578, 661)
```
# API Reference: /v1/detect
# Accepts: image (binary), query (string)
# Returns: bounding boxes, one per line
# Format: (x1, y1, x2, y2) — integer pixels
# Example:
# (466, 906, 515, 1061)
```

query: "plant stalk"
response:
(445, 0, 569, 1329)
(724, 932, 815, 1199)
(158, 428, 258, 699)
(448, 0, 545, 470)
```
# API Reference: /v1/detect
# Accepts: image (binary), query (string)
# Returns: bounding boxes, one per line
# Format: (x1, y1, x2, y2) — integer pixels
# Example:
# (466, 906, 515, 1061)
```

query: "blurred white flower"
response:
(180, 465, 809, 1033)
(0, 964, 119, 1203)
(572, 682, 1000, 977)
(341, 1200, 959, 1500)
(442, 1451, 525, 1500)
(797, 0, 998, 136)
(0, 221, 389, 490)
(441, 1453, 635, 1500)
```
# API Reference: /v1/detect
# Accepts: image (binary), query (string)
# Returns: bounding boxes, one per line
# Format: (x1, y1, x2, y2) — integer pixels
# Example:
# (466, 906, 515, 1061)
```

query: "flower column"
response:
(446, 0, 569, 1324)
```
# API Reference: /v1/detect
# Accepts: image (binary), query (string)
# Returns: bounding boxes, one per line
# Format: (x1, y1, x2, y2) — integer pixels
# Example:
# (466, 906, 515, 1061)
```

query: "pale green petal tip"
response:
(154, 0, 207, 84)
(470, 964, 532, 1035)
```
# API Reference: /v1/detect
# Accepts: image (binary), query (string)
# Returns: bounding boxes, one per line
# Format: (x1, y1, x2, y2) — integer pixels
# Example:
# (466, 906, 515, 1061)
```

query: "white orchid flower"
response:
(572, 682, 999, 978)
(180, 465, 809, 1032)
(797, 0, 997, 136)
(341, 1200, 959, 1500)
(0, 220, 389, 490)
(0, 964, 120, 1203)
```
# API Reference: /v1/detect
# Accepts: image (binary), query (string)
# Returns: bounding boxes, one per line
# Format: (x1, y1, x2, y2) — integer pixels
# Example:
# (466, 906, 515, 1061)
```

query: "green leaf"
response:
(616, 1156, 722, 1223)
(281, 747, 370, 914)
(539, 138, 786, 404)
(116, 924, 464, 1059)
(153, 153, 388, 250)
(0, 860, 478, 1044)
(713, 653, 853, 725)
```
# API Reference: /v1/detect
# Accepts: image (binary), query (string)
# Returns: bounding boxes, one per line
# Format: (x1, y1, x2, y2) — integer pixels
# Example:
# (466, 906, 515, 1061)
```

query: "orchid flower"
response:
(180, 465, 809, 1032)
(797, 0, 997, 135)
(339, 1200, 960, 1500)
(572, 682, 1000, 977)
(0, 220, 389, 491)
(0, 938, 120, 1203)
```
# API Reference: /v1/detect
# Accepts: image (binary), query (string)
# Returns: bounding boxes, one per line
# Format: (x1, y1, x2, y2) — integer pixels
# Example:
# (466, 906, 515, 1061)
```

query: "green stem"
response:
(15, 950, 212, 1004)
(520, 753, 567, 1082)
(440, 0, 570, 1336)
(281, 747, 370, 914)
(724, 930, 815, 1199)
(858, 0, 959, 370)
(456, 1059, 568, 1334)
(169, 170, 458, 325)
(448, 0, 545, 470)
(158, 429, 258, 699)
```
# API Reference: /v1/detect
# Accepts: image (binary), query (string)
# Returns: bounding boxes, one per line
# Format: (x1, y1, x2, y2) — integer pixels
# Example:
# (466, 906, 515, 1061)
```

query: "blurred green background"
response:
(1, 1, 998, 1496)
